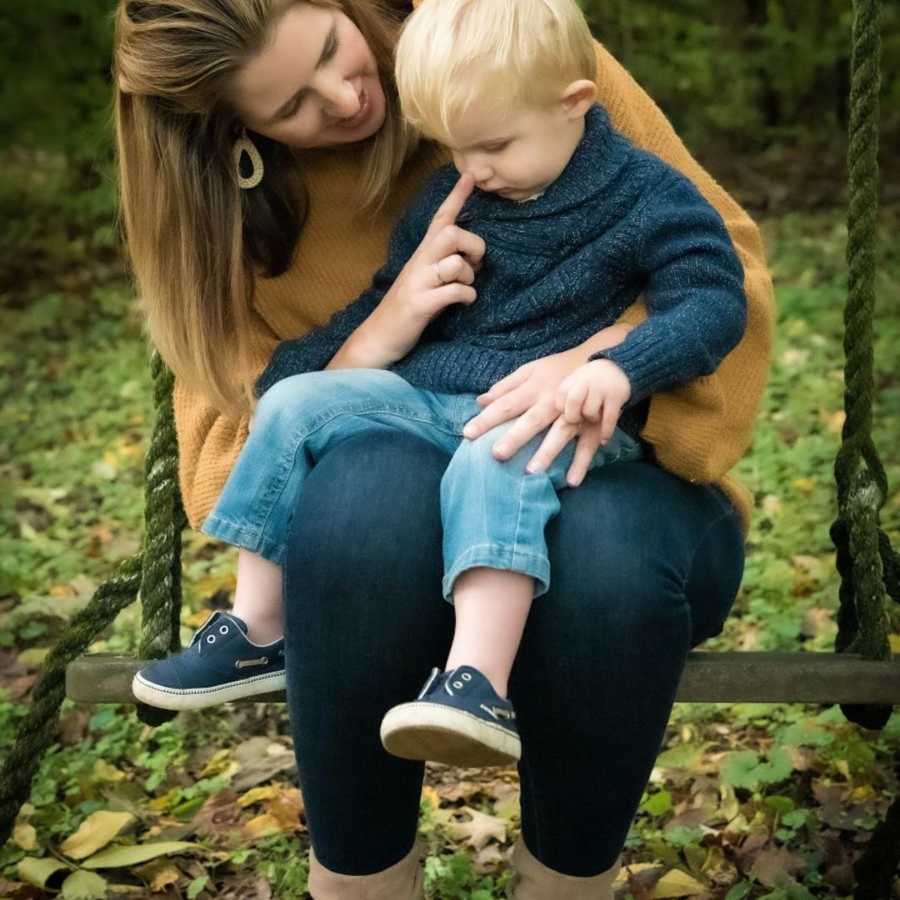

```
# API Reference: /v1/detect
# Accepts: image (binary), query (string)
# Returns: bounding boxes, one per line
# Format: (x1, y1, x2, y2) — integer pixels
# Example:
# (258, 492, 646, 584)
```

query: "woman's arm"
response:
(256, 172, 482, 391)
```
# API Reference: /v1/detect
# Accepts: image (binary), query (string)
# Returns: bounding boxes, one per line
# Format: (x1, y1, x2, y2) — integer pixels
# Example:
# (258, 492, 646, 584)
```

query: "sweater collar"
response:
(459, 103, 626, 223)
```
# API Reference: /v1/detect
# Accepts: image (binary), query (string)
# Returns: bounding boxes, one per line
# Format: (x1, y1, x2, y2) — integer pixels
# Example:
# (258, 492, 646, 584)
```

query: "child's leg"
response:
(134, 370, 466, 712)
(441, 423, 643, 701)
(231, 549, 285, 645)
(441, 421, 644, 605)
(444, 566, 532, 699)
(380, 419, 643, 766)
(200, 369, 463, 568)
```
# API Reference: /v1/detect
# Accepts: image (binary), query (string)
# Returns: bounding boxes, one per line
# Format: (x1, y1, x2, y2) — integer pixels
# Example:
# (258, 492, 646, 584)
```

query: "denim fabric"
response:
(203, 368, 642, 600)
(282, 429, 745, 877)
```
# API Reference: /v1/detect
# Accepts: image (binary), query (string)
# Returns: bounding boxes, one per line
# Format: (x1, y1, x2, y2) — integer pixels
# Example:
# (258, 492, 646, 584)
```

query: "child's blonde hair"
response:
(395, 0, 597, 143)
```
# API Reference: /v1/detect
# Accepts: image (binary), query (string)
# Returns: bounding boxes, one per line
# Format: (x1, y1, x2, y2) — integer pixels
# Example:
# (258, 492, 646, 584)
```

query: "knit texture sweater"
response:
(172, 40, 774, 534)
(255, 105, 746, 427)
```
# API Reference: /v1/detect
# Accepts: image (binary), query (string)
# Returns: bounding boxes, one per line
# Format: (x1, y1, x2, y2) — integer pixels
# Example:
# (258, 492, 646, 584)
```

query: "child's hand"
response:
(555, 358, 631, 441)
(362, 174, 485, 363)
(522, 360, 631, 486)
(525, 418, 610, 488)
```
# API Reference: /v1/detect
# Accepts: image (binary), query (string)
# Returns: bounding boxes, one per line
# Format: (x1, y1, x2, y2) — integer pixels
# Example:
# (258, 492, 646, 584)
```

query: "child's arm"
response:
(254, 173, 482, 398)
(544, 172, 747, 473)
(586, 171, 747, 407)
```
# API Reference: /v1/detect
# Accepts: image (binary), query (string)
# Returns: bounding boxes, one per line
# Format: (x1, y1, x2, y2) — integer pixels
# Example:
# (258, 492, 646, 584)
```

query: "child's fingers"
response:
(563, 382, 587, 424)
(525, 417, 578, 474)
(582, 382, 604, 423)
(600, 400, 623, 444)
(566, 428, 604, 487)
(555, 375, 573, 413)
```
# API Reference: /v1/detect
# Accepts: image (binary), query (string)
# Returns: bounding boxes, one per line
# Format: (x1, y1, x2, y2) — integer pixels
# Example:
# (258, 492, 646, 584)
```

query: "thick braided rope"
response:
(0, 353, 186, 842)
(0, 555, 142, 846)
(830, 0, 893, 733)
(846, 18, 900, 889)
(138, 353, 187, 662)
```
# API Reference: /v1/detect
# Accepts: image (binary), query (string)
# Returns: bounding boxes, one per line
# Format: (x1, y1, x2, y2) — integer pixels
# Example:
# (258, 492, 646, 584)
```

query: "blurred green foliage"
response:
(0, 1, 116, 161)
(0, 0, 897, 201)
(580, 0, 900, 150)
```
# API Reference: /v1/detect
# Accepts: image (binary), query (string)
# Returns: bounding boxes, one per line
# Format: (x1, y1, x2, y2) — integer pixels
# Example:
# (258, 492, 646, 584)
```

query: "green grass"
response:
(1, 164, 898, 898)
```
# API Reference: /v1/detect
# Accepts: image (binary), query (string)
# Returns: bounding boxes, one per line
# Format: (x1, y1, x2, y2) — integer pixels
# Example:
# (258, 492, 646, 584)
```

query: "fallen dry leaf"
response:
(447, 807, 507, 851)
(651, 868, 706, 898)
(60, 811, 135, 860)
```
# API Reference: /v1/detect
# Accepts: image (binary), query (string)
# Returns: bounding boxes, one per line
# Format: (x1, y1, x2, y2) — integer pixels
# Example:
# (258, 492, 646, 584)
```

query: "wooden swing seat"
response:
(65, 650, 900, 707)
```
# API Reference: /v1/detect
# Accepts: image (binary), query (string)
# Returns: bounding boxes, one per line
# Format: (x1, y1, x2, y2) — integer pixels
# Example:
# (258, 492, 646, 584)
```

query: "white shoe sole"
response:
(132, 670, 286, 711)
(381, 701, 521, 767)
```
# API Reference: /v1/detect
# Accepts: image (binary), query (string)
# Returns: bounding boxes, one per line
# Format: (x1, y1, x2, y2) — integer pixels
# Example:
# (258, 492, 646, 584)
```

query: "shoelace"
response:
(189, 614, 285, 658)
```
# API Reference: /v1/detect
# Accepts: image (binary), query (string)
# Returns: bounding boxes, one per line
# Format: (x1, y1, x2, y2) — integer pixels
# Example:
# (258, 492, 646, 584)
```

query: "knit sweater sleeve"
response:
(253, 195, 429, 398)
(590, 172, 747, 405)
(593, 40, 774, 519)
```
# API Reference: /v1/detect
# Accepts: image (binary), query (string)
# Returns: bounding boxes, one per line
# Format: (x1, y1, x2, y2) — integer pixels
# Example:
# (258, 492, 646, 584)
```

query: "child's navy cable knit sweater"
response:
(255, 104, 746, 416)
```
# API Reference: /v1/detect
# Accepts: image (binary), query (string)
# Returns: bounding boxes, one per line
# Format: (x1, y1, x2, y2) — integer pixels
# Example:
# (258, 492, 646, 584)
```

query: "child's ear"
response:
(560, 79, 597, 119)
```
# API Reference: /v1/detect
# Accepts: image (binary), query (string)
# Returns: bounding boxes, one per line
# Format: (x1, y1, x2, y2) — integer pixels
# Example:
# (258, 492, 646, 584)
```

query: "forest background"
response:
(1, 2, 899, 899)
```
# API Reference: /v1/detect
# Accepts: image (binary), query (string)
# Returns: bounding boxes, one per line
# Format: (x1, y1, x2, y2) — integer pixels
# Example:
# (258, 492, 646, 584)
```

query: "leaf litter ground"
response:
(1, 164, 899, 898)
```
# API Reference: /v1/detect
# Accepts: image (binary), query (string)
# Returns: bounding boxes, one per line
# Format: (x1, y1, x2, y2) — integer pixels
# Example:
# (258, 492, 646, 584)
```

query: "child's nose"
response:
(464, 158, 493, 185)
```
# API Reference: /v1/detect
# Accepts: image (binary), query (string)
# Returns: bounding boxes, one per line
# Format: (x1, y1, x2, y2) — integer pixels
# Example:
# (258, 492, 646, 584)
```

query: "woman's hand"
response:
(462, 323, 632, 464)
(357, 173, 485, 365)
(461, 347, 585, 458)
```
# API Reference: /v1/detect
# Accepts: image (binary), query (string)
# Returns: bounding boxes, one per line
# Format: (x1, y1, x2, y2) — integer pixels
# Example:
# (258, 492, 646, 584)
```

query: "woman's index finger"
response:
(426, 173, 475, 235)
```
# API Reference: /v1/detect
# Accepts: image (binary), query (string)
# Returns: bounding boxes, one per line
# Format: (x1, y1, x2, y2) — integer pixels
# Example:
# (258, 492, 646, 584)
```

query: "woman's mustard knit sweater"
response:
(172, 41, 774, 535)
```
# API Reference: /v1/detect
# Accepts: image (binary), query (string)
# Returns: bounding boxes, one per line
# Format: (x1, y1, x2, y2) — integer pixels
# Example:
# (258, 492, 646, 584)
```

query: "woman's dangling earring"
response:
(233, 130, 264, 190)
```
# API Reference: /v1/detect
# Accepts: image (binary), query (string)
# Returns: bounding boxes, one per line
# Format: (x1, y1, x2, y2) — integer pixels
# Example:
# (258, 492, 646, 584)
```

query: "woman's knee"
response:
(282, 429, 454, 692)
(540, 462, 743, 638)
(284, 428, 450, 603)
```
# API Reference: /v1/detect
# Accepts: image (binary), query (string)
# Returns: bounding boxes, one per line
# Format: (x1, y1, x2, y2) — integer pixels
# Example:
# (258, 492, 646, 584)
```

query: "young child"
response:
(133, 0, 746, 768)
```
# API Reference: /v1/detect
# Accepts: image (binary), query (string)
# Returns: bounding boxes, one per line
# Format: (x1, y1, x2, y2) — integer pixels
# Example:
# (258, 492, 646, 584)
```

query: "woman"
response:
(114, 1, 773, 897)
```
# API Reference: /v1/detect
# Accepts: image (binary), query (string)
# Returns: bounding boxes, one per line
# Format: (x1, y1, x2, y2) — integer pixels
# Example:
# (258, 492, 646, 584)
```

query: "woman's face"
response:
(231, 3, 386, 149)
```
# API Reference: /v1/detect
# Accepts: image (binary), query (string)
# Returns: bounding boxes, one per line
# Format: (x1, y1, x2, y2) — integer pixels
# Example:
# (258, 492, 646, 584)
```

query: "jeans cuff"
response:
(201, 514, 286, 566)
(442, 545, 550, 603)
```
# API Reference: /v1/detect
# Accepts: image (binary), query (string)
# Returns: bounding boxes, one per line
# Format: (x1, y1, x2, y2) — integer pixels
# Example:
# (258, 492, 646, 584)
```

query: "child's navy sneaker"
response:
(380, 665, 520, 767)
(132, 611, 286, 711)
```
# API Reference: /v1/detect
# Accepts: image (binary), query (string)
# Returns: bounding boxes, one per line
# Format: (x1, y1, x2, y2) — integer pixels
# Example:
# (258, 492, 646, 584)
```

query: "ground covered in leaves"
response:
(1, 158, 899, 899)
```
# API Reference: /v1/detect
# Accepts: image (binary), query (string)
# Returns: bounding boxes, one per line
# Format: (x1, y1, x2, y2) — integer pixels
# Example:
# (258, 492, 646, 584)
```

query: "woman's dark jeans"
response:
(283, 430, 745, 877)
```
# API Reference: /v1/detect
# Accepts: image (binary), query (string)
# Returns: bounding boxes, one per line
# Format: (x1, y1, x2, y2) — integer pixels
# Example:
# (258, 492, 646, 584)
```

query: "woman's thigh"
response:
(511, 460, 745, 875)
(282, 429, 455, 875)
(282, 432, 744, 876)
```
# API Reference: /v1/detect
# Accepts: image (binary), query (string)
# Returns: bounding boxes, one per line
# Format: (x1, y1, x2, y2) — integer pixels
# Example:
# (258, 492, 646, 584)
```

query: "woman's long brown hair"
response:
(114, 0, 418, 411)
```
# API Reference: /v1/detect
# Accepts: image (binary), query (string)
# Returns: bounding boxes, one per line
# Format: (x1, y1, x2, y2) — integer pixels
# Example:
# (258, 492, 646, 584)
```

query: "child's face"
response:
(445, 92, 590, 202)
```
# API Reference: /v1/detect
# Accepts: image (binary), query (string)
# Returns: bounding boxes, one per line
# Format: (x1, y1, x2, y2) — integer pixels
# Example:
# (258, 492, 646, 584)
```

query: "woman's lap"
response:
(282, 429, 744, 876)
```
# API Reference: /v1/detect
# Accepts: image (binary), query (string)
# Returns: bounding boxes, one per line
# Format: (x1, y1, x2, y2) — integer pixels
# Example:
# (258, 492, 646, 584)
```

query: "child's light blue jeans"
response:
(202, 368, 642, 600)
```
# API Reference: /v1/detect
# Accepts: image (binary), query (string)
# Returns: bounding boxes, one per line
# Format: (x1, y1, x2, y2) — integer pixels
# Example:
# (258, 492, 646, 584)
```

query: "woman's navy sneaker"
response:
(380, 665, 520, 767)
(132, 611, 286, 711)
